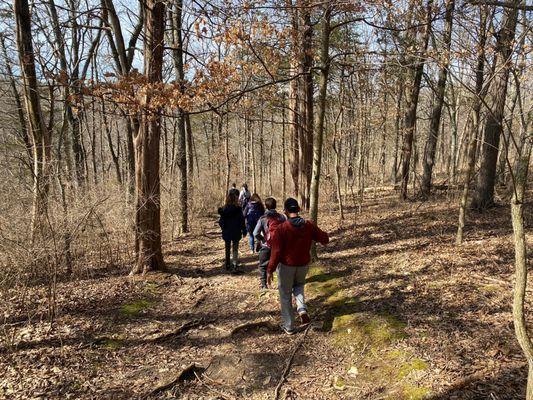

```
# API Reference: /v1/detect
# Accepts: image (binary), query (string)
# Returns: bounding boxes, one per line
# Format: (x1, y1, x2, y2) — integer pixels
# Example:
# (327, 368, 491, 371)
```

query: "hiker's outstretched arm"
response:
(311, 223, 329, 245)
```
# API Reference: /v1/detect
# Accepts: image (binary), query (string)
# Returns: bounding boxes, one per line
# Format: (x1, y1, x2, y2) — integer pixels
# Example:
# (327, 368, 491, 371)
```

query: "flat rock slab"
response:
(204, 352, 284, 390)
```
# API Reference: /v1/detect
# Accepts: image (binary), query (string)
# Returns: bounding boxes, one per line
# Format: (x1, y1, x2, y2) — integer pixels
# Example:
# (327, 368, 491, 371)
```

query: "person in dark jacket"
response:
(243, 193, 265, 252)
(253, 197, 285, 289)
(267, 198, 329, 334)
(218, 192, 247, 273)
(228, 182, 240, 198)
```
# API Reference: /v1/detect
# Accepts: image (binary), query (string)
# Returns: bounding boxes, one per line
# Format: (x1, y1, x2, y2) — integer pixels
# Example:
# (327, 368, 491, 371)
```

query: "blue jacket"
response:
(244, 201, 265, 233)
(218, 204, 247, 242)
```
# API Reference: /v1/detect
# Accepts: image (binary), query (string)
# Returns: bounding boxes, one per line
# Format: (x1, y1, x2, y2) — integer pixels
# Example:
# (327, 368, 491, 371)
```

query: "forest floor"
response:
(1, 189, 530, 400)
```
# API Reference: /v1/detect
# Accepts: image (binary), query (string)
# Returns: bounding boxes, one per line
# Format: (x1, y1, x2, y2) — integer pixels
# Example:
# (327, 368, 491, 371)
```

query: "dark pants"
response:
(258, 247, 271, 288)
(225, 240, 239, 267)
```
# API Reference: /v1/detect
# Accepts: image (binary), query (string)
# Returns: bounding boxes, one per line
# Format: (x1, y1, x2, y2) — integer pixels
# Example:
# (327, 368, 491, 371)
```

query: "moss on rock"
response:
(331, 312, 406, 349)
(398, 358, 429, 379)
(120, 299, 152, 316)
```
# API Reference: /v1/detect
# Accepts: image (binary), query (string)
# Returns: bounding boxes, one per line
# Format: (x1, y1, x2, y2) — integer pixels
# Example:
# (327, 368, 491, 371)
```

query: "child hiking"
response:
(253, 197, 286, 289)
(267, 198, 329, 335)
(218, 192, 247, 274)
(243, 193, 265, 252)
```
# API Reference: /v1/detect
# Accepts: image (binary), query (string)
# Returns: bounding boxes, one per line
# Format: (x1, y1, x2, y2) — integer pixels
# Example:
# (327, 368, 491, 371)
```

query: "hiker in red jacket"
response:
(267, 198, 329, 334)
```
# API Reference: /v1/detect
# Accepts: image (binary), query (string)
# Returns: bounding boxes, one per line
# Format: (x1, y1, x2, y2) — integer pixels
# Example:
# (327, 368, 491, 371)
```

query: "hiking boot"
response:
(224, 262, 231, 270)
(299, 312, 311, 325)
(230, 263, 244, 275)
(280, 325, 296, 335)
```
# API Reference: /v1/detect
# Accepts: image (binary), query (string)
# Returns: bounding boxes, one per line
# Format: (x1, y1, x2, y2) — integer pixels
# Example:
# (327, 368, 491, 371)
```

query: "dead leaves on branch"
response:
(87, 60, 240, 116)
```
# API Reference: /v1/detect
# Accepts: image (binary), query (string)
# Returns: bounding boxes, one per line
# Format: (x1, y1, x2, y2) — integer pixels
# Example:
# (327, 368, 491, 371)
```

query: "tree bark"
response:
(298, 0, 313, 209)
(399, 0, 432, 200)
(309, 5, 331, 258)
(511, 135, 533, 400)
(130, 0, 166, 274)
(471, 0, 519, 209)
(456, 6, 488, 244)
(15, 0, 52, 241)
(287, 0, 300, 198)
(392, 80, 404, 184)
(420, 0, 455, 197)
(170, 0, 188, 233)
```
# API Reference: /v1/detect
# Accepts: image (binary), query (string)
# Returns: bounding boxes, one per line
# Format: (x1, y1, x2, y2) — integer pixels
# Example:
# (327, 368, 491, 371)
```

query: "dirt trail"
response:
(1, 194, 529, 399)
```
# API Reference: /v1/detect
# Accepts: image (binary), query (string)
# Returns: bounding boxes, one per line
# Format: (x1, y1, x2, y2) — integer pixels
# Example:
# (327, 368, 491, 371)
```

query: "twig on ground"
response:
(229, 319, 277, 336)
(145, 319, 204, 342)
(148, 363, 205, 397)
(274, 325, 311, 400)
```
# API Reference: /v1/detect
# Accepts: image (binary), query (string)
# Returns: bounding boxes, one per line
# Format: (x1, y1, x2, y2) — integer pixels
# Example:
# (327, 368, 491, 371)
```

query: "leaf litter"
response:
(0, 192, 531, 399)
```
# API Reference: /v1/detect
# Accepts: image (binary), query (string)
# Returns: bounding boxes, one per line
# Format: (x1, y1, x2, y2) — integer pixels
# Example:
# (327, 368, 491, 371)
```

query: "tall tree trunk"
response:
(448, 98, 459, 184)
(392, 80, 404, 184)
(47, 0, 85, 187)
(0, 33, 32, 169)
(130, 0, 166, 274)
(185, 113, 194, 182)
(125, 117, 137, 192)
(171, 0, 188, 233)
(456, 5, 487, 244)
(298, 0, 313, 209)
(420, 0, 455, 197)
(102, 100, 122, 184)
(287, 0, 300, 198)
(15, 0, 52, 241)
(281, 105, 287, 199)
(309, 5, 331, 257)
(399, 0, 432, 200)
(511, 135, 533, 400)
(471, 1, 519, 209)
(224, 115, 231, 199)
(102, 0, 143, 194)
(250, 119, 257, 192)
(289, 75, 300, 197)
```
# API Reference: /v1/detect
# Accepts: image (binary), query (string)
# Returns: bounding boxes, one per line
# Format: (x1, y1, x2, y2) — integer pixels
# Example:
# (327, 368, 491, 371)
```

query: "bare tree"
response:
(420, 0, 455, 197)
(170, 0, 189, 233)
(399, 0, 432, 200)
(130, 0, 166, 274)
(14, 0, 52, 240)
(471, 1, 520, 209)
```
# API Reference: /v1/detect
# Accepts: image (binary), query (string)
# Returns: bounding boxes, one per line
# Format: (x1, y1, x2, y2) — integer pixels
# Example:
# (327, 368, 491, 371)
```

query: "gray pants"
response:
(258, 247, 270, 288)
(277, 263, 309, 331)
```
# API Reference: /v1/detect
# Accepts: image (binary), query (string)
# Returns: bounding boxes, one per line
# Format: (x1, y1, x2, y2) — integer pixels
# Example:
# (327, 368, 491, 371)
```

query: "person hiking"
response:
(218, 192, 247, 274)
(228, 182, 239, 198)
(243, 193, 265, 252)
(267, 198, 329, 335)
(253, 197, 286, 290)
(239, 183, 251, 209)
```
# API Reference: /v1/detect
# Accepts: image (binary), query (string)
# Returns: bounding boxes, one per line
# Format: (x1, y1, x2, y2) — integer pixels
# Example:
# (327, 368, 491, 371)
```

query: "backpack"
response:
(265, 214, 285, 247)
(245, 203, 263, 231)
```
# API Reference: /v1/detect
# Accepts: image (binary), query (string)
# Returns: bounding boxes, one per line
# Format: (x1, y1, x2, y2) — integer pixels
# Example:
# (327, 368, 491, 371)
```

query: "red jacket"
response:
(267, 217, 329, 273)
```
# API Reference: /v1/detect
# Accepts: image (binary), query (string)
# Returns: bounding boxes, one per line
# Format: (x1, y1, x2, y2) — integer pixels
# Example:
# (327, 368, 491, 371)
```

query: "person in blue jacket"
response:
(218, 192, 247, 274)
(243, 193, 265, 252)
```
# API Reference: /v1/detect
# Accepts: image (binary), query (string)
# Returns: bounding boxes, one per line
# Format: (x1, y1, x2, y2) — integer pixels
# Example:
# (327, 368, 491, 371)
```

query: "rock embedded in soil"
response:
(204, 353, 284, 390)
